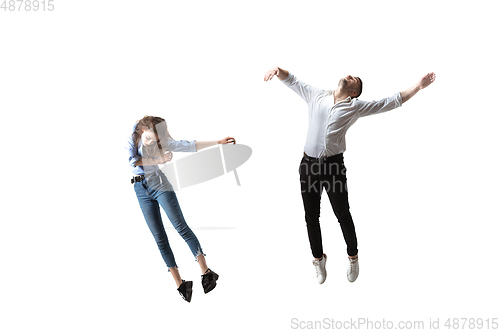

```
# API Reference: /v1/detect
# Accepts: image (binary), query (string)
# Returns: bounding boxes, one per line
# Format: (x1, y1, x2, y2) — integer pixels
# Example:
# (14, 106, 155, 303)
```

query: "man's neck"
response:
(333, 88, 350, 104)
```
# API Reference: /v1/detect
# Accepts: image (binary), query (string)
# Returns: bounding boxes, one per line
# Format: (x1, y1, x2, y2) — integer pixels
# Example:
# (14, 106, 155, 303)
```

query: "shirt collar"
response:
(334, 95, 352, 106)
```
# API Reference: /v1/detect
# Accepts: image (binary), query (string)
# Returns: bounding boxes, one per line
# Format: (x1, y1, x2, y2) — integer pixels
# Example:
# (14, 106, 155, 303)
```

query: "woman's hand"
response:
(160, 151, 173, 163)
(218, 137, 236, 145)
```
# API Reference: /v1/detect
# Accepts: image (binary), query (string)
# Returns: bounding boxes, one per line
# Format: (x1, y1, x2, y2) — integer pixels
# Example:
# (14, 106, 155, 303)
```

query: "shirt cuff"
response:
(395, 92, 403, 108)
(281, 72, 294, 85)
(130, 155, 141, 167)
(190, 140, 197, 152)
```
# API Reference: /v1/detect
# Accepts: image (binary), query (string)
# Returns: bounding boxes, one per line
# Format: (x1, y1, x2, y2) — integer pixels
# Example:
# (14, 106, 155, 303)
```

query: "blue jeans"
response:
(133, 170, 204, 270)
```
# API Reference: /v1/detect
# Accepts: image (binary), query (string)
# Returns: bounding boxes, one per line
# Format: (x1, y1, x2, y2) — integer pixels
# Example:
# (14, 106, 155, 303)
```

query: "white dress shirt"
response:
(282, 73, 403, 158)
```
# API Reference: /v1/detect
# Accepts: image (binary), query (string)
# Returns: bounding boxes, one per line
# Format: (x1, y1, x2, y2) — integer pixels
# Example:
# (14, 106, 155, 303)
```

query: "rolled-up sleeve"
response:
(356, 92, 403, 118)
(281, 72, 323, 104)
(166, 138, 197, 152)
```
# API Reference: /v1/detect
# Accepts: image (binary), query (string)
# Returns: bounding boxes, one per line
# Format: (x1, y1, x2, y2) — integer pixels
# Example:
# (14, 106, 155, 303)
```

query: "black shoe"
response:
(177, 280, 193, 302)
(201, 269, 219, 294)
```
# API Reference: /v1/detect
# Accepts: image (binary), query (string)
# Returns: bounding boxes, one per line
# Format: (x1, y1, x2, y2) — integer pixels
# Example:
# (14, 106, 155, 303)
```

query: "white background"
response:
(1, 0, 499, 332)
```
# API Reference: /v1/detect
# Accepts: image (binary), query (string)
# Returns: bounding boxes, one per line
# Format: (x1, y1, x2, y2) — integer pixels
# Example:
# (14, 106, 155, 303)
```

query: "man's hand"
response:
(401, 72, 436, 104)
(160, 151, 173, 164)
(417, 72, 436, 90)
(218, 137, 236, 144)
(264, 67, 289, 81)
(264, 67, 279, 81)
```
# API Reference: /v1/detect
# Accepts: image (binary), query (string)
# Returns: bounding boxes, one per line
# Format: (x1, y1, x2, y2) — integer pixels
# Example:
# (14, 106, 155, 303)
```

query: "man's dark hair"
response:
(353, 77, 363, 98)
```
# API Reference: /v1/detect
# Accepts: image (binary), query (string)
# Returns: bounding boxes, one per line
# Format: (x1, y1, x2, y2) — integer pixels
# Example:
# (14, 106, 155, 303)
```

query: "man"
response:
(264, 67, 435, 284)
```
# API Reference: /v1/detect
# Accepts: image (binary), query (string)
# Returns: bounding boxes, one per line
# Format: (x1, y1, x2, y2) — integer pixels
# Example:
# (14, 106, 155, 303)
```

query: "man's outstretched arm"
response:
(400, 72, 436, 103)
(264, 66, 323, 103)
(356, 72, 436, 117)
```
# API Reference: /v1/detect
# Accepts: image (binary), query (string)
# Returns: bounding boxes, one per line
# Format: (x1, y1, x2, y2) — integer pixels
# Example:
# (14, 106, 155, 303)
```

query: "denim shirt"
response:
(126, 123, 197, 175)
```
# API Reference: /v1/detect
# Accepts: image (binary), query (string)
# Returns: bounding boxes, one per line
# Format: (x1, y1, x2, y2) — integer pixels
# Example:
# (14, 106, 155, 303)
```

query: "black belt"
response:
(303, 152, 343, 163)
(131, 175, 145, 184)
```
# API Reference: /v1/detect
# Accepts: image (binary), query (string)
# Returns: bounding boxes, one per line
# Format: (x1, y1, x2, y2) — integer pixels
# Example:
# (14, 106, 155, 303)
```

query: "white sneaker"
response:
(347, 257, 359, 282)
(312, 254, 327, 284)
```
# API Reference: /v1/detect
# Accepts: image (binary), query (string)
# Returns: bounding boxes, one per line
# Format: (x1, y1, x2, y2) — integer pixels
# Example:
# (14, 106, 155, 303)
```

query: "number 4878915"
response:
(1, 0, 55, 11)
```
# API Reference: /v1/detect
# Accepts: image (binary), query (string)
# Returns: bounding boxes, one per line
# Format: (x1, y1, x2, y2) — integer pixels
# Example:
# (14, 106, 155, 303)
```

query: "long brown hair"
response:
(132, 116, 174, 158)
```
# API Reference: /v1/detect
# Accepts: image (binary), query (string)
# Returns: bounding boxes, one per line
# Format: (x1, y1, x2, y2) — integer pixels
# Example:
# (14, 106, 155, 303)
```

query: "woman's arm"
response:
(195, 137, 236, 151)
(135, 151, 172, 166)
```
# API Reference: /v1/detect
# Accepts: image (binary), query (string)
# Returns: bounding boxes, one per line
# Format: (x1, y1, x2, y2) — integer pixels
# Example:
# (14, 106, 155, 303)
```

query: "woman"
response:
(126, 115, 235, 302)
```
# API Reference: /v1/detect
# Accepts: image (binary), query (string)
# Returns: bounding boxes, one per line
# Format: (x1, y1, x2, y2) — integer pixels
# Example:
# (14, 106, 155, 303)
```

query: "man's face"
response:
(338, 75, 361, 96)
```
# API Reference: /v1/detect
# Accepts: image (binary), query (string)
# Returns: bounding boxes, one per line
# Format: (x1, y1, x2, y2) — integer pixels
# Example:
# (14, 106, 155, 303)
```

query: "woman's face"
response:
(141, 128, 157, 146)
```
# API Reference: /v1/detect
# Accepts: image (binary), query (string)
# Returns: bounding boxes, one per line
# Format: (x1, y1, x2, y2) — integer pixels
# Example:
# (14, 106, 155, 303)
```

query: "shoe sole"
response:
(204, 272, 219, 294)
(347, 275, 358, 283)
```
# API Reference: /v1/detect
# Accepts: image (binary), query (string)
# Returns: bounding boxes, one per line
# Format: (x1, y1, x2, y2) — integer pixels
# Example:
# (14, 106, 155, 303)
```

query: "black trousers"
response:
(299, 153, 358, 258)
